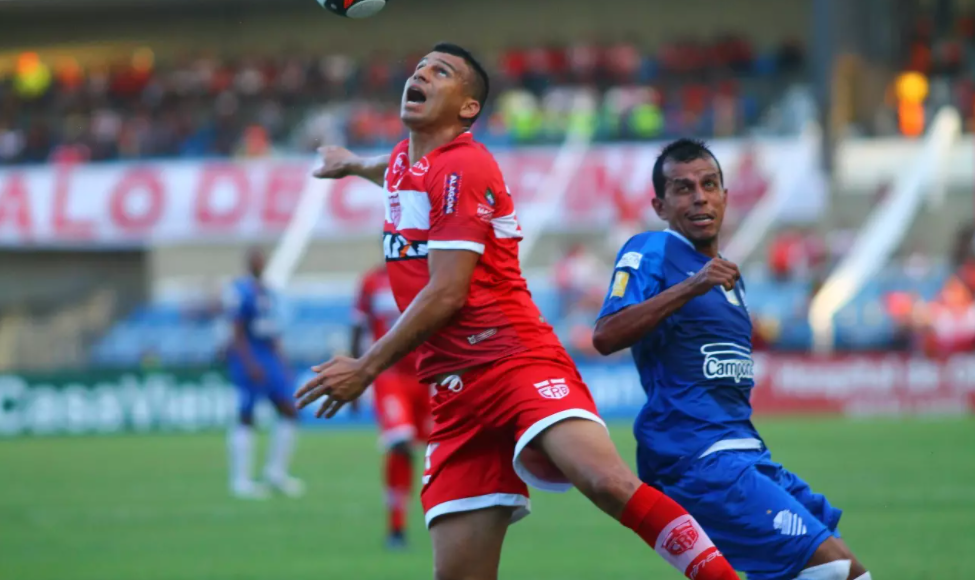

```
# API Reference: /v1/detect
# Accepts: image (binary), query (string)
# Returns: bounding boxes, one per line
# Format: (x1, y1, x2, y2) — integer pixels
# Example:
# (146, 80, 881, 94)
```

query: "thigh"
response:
(264, 360, 297, 417)
(228, 365, 260, 421)
(666, 452, 835, 580)
(430, 506, 513, 580)
(757, 455, 843, 537)
(492, 352, 605, 493)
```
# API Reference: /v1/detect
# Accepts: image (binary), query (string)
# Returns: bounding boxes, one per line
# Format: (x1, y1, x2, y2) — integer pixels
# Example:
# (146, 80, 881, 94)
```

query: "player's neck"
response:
(408, 125, 467, 164)
(668, 227, 720, 258)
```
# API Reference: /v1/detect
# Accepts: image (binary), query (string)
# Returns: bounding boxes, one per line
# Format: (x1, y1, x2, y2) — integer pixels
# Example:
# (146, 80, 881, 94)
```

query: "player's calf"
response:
(535, 418, 738, 580)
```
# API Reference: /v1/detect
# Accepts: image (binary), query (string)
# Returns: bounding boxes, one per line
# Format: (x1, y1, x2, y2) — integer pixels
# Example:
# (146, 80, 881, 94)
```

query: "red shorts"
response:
(373, 370, 432, 448)
(420, 350, 604, 528)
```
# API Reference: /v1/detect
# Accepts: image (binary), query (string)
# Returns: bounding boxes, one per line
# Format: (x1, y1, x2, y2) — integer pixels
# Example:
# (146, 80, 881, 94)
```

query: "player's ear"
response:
(651, 195, 666, 219)
(459, 98, 480, 125)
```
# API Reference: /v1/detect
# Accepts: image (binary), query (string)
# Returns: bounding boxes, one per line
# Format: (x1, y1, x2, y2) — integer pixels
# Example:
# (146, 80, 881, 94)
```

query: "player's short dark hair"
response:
(652, 138, 724, 197)
(432, 42, 489, 125)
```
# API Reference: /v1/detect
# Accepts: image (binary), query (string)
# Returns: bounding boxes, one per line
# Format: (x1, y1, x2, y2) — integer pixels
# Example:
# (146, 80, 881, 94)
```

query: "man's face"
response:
(401, 51, 480, 130)
(248, 250, 266, 279)
(651, 156, 727, 246)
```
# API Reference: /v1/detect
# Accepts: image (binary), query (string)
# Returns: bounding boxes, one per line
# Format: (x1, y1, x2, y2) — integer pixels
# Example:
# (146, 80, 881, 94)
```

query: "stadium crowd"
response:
(0, 37, 807, 165)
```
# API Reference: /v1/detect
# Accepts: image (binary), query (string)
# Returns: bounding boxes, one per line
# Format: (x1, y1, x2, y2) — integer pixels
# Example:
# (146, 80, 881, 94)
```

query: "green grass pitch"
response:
(1, 417, 972, 580)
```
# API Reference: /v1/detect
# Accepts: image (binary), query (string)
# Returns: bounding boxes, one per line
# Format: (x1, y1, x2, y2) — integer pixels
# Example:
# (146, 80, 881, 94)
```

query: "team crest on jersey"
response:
(534, 378, 569, 399)
(721, 287, 740, 306)
(700, 343, 754, 383)
(383, 232, 428, 261)
(485, 188, 496, 206)
(444, 172, 461, 215)
(411, 156, 431, 176)
(663, 520, 700, 556)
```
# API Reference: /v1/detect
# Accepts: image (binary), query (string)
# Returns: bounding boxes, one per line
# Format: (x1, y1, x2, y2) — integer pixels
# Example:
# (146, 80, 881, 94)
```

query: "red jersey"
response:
(382, 132, 563, 380)
(353, 264, 418, 375)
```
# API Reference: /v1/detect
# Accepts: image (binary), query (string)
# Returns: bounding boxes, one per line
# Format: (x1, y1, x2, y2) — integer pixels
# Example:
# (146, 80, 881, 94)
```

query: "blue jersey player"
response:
(593, 140, 871, 580)
(224, 248, 304, 499)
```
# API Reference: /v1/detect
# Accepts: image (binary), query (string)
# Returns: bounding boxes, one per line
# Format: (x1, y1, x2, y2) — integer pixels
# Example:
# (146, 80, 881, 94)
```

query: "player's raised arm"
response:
(312, 145, 389, 187)
(592, 256, 740, 355)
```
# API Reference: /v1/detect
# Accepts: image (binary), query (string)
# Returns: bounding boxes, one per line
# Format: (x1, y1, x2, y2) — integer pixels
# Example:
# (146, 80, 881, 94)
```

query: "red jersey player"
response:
(351, 264, 431, 548)
(296, 43, 738, 580)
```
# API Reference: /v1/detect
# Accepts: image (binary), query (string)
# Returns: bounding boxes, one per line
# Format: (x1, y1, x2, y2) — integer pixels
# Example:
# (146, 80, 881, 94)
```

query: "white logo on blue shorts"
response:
(773, 510, 808, 536)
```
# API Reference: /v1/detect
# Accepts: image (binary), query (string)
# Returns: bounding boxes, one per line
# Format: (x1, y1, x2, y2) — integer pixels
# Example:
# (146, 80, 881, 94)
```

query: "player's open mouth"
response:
(406, 86, 427, 104)
(688, 214, 715, 225)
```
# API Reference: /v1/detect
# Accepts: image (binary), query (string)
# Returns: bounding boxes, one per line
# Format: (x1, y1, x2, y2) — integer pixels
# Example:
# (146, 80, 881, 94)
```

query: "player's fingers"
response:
(324, 399, 347, 419)
(316, 396, 342, 419)
(296, 386, 327, 410)
(311, 358, 339, 373)
(294, 375, 322, 398)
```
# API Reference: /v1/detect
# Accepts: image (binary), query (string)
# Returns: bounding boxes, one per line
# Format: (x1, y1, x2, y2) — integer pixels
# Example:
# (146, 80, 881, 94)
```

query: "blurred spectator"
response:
(0, 37, 808, 166)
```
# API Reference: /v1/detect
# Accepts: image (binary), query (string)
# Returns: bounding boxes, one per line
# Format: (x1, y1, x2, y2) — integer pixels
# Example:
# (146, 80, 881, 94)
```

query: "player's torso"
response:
(234, 279, 281, 355)
(631, 234, 760, 479)
(381, 138, 562, 378)
(637, 236, 754, 392)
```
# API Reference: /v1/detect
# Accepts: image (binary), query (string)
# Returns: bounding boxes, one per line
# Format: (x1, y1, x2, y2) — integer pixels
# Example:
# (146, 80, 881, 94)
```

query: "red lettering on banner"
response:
(110, 168, 164, 234)
(195, 165, 250, 227)
(262, 163, 307, 227)
(0, 172, 33, 238)
(53, 164, 95, 239)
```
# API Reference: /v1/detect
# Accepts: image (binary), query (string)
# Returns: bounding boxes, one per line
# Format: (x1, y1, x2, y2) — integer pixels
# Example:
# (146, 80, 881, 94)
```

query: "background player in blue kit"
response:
(593, 139, 872, 580)
(224, 248, 304, 499)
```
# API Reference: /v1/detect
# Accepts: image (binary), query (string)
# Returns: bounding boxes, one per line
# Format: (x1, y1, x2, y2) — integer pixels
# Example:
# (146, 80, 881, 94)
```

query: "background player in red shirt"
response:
(350, 264, 431, 548)
(297, 43, 738, 580)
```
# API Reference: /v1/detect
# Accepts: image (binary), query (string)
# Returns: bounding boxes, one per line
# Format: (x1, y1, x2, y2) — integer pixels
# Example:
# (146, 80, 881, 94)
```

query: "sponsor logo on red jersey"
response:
(383, 232, 428, 261)
(444, 172, 461, 215)
(411, 156, 431, 176)
(663, 520, 700, 556)
(389, 192, 402, 226)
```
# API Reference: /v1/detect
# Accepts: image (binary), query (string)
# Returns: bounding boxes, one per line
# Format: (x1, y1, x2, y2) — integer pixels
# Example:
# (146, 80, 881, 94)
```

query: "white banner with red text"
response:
(0, 139, 824, 248)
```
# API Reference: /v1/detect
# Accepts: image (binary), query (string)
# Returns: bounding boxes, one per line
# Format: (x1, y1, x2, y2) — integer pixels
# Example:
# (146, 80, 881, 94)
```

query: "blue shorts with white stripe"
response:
(654, 449, 843, 580)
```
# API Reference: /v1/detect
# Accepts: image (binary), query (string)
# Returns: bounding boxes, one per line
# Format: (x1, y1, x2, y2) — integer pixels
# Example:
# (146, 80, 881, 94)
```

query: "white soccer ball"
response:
(319, 0, 387, 19)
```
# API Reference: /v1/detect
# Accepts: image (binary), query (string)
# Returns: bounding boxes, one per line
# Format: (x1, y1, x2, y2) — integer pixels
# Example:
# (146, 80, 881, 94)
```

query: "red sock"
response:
(384, 451, 413, 534)
(621, 484, 738, 580)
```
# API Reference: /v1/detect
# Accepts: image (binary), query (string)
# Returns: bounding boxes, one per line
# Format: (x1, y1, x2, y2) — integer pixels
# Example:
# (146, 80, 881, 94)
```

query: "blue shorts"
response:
(227, 356, 294, 418)
(653, 449, 842, 580)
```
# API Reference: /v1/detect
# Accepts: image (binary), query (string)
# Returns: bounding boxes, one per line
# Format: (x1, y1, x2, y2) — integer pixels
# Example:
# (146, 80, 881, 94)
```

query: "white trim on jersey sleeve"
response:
(491, 212, 523, 239)
(427, 240, 486, 254)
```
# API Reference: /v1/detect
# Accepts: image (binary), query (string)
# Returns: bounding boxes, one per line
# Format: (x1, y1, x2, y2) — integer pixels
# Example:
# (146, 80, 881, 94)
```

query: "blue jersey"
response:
(223, 276, 282, 365)
(598, 229, 759, 484)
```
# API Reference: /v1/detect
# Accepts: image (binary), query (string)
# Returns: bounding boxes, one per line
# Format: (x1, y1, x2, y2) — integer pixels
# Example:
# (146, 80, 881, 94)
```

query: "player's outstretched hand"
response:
(294, 356, 374, 419)
(688, 258, 741, 295)
(312, 146, 358, 180)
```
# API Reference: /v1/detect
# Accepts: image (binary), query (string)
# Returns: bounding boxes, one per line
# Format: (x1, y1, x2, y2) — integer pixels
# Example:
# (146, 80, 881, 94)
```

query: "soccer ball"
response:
(319, 0, 386, 18)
